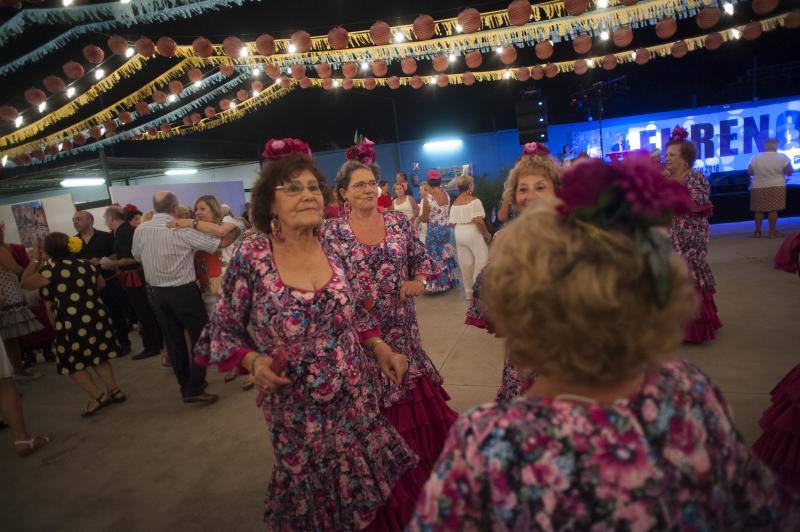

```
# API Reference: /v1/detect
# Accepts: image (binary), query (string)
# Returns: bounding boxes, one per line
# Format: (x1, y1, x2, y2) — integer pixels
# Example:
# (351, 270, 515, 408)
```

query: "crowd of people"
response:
(1, 131, 798, 530)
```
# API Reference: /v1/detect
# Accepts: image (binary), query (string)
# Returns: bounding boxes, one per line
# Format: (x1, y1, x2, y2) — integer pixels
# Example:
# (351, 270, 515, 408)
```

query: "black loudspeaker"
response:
(516, 98, 548, 144)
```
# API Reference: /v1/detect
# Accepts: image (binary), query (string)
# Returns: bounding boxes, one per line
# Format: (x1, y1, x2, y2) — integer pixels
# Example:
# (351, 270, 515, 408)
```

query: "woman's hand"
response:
(373, 342, 408, 385)
(252, 354, 292, 393)
(166, 219, 193, 229)
(399, 279, 425, 300)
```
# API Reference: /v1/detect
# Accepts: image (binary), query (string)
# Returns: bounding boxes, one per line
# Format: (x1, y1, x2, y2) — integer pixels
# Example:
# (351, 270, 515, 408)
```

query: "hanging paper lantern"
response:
(182, 116, 192, 127)
(342, 62, 357, 78)
(534, 41, 553, 60)
(188, 68, 203, 83)
(135, 37, 156, 57)
(322, 78, 334, 90)
(83, 44, 104, 64)
(328, 26, 349, 50)
(656, 17, 677, 39)
(0, 105, 19, 122)
(220, 99, 231, 110)
(291, 31, 312, 53)
(62, 139, 73, 151)
(602, 54, 618, 70)
(119, 111, 133, 124)
(342, 78, 354, 90)
(1, 0, 20, 8)
(753, 0, 779, 15)
(147, 127, 157, 136)
(190, 113, 202, 125)
(299, 77, 312, 89)
(622, 0, 637, 5)
(156, 36, 177, 58)
(544, 63, 558, 78)
(564, 0, 589, 16)
(413, 14, 435, 40)
(783, 9, 800, 29)
(387, 76, 401, 89)
(462, 72, 476, 86)
(160, 123, 172, 133)
(220, 65, 235, 77)
(372, 60, 388, 77)
(192, 37, 214, 58)
(500, 46, 517, 65)
(24, 88, 46, 106)
(507, 0, 531, 26)
(73, 134, 86, 146)
(573, 34, 592, 54)
(704, 32, 723, 51)
(14, 154, 32, 165)
(264, 64, 281, 79)
(32, 149, 46, 161)
(152, 90, 167, 104)
(370, 21, 391, 45)
(515, 67, 530, 81)
(290, 65, 305, 80)
(458, 8, 481, 33)
(90, 126, 103, 139)
(63, 61, 85, 80)
(401, 57, 417, 75)
(46, 144, 59, 156)
(613, 26, 633, 48)
(222, 36, 243, 57)
(671, 40, 688, 58)
(316, 63, 332, 78)
(432, 54, 449, 72)
(256, 34, 276, 56)
(107, 35, 128, 56)
(135, 101, 150, 115)
(531, 66, 545, 80)
(280, 76, 291, 89)
(43, 75, 66, 93)
(465, 51, 482, 69)
(743, 21, 763, 40)
(696, 7, 720, 30)
(236, 89, 248, 101)
(105, 129, 116, 139)
(103, 119, 117, 132)
(574, 59, 588, 75)
(634, 47, 651, 64)
(364, 77, 377, 90)
(251, 80, 264, 92)
(168, 80, 184, 94)
(410, 75, 424, 89)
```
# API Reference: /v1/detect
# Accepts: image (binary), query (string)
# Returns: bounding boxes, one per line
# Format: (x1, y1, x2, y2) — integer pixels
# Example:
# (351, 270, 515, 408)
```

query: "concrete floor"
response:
(3, 218, 799, 532)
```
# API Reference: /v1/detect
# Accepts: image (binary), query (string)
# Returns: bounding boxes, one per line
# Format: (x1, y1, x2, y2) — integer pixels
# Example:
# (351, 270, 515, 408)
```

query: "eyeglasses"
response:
(274, 182, 323, 196)
(350, 180, 378, 191)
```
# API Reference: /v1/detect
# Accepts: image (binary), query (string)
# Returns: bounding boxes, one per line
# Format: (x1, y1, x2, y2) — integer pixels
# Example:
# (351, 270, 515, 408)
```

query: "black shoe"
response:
(118, 344, 132, 357)
(182, 393, 219, 404)
(131, 349, 159, 360)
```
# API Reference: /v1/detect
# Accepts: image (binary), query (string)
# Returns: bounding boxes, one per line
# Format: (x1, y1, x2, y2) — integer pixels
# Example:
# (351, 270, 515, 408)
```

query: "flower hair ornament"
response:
(345, 137, 376, 165)
(555, 153, 692, 307)
(122, 203, 140, 216)
(670, 126, 689, 142)
(262, 138, 312, 160)
(67, 236, 83, 254)
(521, 142, 551, 158)
(427, 170, 442, 181)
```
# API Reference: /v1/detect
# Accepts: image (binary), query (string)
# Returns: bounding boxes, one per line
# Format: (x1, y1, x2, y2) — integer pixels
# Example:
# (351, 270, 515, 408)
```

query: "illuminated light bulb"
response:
(63, 0, 73, 6)
(252, 68, 260, 76)
(455, 24, 463, 33)
(100, 126, 106, 135)
(288, 44, 297, 53)
(167, 94, 177, 103)
(495, 47, 503, 54)
(67, 86, 76, 98)
(94, 69, 105, 80)
(14, 116, 22, 128)
(38, 102, 47, 113)
(587, 59, 595, 68)
(2, 155, 7, 167)
(448, 54, 456, 63)
(504, 70, 511, 79)
(125, 47, 134, 58)
(333, 80, 340, 88)
(252, 90, 260, 97)
(723, 2, 734, 15)
(360, 61, 369, 70)
(597, 0, 609, 8)
(731, 28, 741, 39)
(193, 81, 201, 88)
(631, 51, 637, 61)
(230, 101, 237, 108)
(429, 76, 437, 85)
(600, 30, 609, 40)
(57, 142, 63, 151)
(239, 47, 249, 57)
(393, 32, 405, 43)
(120, 0, 131, 4)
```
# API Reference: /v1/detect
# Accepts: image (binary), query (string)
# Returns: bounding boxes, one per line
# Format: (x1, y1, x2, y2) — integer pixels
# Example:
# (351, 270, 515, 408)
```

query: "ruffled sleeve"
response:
(393, 211, 439, 280)
(686, 170, 713, 217)
(193, 237, 259, 373)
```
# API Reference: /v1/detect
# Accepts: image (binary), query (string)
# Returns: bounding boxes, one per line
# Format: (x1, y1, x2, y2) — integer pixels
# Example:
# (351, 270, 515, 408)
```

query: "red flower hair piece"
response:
(345, 137, 376, 165)
(262, 138, 312, 160)
(122, 203, 140, 215)
(522, 142, 550, 157)
(670, 126, 689, 142)
(427, 170, 442, 181)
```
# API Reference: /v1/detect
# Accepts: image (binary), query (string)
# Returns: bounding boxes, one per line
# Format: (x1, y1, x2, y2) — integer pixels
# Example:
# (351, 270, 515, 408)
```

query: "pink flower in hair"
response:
(427, 170, 441, 181)
(614, 152, 691, 221)
(670, 126, 689, 142)
(522, 142, 550, 157)
(262, 137, 311, 160)
(345, 137, 377, 165)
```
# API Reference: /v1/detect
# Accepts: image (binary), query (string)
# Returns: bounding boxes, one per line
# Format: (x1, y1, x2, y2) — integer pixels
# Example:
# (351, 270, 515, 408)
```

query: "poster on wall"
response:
(11, 200, 50, 248)
(439, 164, 474, 190)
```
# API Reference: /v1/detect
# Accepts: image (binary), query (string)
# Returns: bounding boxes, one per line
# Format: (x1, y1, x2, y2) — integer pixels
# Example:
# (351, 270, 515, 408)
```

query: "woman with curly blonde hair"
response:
(412, 154, 799, 530)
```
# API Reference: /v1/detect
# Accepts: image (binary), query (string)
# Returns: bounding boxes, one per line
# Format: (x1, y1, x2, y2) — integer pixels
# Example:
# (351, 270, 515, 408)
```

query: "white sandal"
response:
(14, 435, 50, 458)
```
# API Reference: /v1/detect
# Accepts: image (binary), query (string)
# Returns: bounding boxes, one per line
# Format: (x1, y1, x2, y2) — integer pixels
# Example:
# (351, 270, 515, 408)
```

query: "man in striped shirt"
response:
(132, 191, 239, 404)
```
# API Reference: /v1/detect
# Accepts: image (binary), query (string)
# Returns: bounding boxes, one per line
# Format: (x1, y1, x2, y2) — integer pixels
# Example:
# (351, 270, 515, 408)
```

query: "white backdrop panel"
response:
(0, 193, 76, 246)
(109, 181, 246, 216)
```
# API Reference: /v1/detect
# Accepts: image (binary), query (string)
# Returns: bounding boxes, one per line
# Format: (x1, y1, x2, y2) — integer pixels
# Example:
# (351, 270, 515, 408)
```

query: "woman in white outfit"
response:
(448, 175, 492, 300)
(392, 183, 419, 222)
(416, 182, 431, 243)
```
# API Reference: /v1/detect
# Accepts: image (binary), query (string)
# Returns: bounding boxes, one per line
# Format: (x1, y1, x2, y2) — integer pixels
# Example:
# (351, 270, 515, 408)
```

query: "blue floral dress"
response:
(194, 234, 416, 531)
(422, 193, 459, 293)
(411, 360, 799, 530)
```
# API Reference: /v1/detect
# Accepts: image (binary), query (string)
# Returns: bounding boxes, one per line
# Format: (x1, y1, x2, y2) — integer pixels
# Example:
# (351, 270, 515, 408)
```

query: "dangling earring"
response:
(342, 200, 351, 218)
(270, 215, 284, 242)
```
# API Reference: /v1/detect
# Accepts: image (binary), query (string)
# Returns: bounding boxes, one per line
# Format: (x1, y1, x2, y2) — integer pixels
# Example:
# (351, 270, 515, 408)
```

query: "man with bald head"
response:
(132, 192, 238, 404)
(73, 210, 131, 356)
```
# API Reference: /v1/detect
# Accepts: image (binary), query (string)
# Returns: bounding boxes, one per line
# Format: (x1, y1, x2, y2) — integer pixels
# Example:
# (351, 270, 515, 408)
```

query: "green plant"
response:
(473, 169, 509, 232)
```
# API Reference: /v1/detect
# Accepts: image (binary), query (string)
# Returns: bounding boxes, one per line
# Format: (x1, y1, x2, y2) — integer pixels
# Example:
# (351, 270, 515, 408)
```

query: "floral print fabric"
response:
(194, 234, 416, 531)
(669, 169, 715, 291)
(423, 194, 459, 293)
(412, 359, 799, 531)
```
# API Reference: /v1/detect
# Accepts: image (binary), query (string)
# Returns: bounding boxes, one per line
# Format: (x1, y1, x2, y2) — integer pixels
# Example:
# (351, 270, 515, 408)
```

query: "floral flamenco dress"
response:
(324, 211, 459, 530)
(194, 234, 416, 531)
(668, 169, 722, 343)
(422, 193, 459, 293)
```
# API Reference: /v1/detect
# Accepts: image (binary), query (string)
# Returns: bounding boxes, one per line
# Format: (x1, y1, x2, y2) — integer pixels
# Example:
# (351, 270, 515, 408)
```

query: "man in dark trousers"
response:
(132, 192, 239, 404)
(101, 206, 164, 361)
(72, 211, 131, 356)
